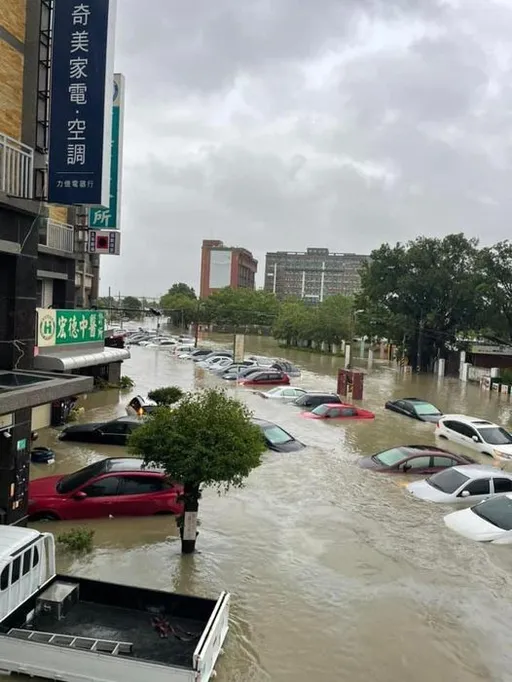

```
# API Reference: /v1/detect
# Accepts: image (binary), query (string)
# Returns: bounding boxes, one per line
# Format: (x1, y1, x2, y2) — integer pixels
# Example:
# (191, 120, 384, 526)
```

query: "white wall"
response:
(209, 250, 232, 289)
(31, 404, 51, 431)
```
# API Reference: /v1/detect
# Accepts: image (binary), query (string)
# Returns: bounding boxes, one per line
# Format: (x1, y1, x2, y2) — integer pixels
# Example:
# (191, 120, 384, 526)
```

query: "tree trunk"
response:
(179, 482, 200, 554)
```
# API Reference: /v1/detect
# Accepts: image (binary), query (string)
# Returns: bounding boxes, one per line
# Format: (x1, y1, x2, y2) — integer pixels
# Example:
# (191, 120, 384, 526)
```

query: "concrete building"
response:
(0, 1, 127, 525)
(264, 248, 369, 301)
(200, 239, 258, 298)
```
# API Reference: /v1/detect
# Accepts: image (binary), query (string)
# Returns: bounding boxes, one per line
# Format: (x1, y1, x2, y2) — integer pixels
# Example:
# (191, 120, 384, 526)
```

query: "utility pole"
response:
(416, 315, 424, 373)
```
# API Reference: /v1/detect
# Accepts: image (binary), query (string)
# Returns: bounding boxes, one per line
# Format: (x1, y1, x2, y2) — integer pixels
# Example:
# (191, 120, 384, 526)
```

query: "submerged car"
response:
(126, 395, 157, 416)
(238, 370, 290, 386)
(254, 386, 307, 401)
(293, 392, 342, 410)
(58, 416, 142, 446)
(302, 403, 375, 420)
(252, 418, 305, 452)
(272, 361, 301, 378)
(407, 465, 512, 504)
(222, 365, 263, 381)
(28, 457, 183, 521)
(359, 445, 475, 474)
(435, 415, 512, 462)
(385, 398, 442, 423)
(444, 494, 512, 543)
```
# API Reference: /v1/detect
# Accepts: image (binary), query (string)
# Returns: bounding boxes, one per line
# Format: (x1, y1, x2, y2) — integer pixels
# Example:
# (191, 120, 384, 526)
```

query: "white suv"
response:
(435, 415, 512, 463)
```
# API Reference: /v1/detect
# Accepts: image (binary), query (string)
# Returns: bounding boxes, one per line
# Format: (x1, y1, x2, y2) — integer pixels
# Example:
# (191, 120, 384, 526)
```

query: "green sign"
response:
(88, 74, 124, 229)
(55, 310, 105, 345)
(36, 309, 105, 347)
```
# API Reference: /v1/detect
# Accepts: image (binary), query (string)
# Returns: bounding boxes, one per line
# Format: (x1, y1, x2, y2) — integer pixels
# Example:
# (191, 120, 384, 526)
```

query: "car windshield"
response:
(374, 448, 407, 466)
(263, 425, 293, 445)
(57, 460, 109, 494)
(267, 387, 281, 395)
(312, 404, 330, 416)
(472, 496, 512, 530)
(413, 402, 441, 415)
(426, 468, 469, 493)
(477, 427, 512, 445)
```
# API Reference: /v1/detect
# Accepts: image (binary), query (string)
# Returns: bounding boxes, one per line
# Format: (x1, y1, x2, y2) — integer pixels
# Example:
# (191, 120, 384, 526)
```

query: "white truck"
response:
(0, 525, 230, 682)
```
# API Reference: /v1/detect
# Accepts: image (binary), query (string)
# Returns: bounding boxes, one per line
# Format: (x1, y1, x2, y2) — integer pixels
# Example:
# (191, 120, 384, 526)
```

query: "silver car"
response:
(407, 464, 512, 505)
(254, 387, 307, 401)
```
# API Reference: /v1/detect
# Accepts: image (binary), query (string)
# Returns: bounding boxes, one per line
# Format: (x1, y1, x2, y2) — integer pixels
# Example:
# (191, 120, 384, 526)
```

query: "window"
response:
(282, 389, 295, 397)
(57, 460, 108, 494)
(119, 475, 166, 495)
(413, 402, 441, 416)
(472, 496, 512, 530)
(22, 550, 31, 575)
(262, 425, 293, 445)
(403, 456, 431, 469)
(427, 468, 470, 493)
(326, 408, 341, 418)
(339, 407, 357, 417)
(312, 404, 330, 416)
(374, 448, 407, 467)
(478, 427, 512, 446)
(493, 478, 512, 493)
(82, 475, 121, 497)
(11, 557, 20, 584)
(460, 424, 479, 440)
(100, 421, 128, 435)
(36, 279, 43, 308)
(443, 420, 465, 435)
(33, 546, 39, 567)
(461, 479, 490, 496)
(433, 456, 456, 468)
(129, 398, 141, 411)
(0, 567, 8, 590)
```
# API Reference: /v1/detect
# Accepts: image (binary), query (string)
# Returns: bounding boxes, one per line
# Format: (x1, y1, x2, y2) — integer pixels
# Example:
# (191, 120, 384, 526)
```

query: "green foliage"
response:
(148, 386, 184, 406)
(272, 296, 353, 347)
(202, 287, 279, 327)
(475, 242, 512, 343)
(57, 528, 94, 553)
(356, 234, 480, 369)
(159, 292, 197, 327)
(119, 375, 135, 390)
(128, 388, 265, 490)
(122, 296, 142, 320)
(165, 282, 196, 299)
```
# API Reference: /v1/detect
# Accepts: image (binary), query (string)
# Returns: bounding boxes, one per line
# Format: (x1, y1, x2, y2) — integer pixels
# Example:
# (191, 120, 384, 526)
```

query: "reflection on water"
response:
(9, 335, 512, 681)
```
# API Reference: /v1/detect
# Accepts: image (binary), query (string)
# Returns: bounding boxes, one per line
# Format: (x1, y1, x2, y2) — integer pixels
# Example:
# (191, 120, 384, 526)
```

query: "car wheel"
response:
(30, 511, 60, 522)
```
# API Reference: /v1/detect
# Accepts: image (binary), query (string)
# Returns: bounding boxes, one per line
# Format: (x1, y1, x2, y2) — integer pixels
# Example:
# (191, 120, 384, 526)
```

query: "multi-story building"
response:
(264, 248, 369, 301)
(200, 239, 258, 298)
(0, 0, 127, 525)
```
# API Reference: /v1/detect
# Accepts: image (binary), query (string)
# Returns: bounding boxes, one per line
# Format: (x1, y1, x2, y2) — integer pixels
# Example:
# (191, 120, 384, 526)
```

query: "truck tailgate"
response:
(192, 591, 230, 682)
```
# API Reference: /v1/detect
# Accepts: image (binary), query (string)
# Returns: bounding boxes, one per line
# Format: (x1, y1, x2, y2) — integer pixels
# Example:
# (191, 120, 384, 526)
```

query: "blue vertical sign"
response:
(48, 0, 116, 205)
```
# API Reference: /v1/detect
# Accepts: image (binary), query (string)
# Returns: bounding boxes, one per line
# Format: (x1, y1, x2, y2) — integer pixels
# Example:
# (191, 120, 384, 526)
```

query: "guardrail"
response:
(0, 132, 34, 199)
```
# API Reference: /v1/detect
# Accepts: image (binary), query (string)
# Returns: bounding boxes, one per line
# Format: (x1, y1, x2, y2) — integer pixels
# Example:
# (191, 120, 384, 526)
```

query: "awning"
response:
(34, 347, 131, 372)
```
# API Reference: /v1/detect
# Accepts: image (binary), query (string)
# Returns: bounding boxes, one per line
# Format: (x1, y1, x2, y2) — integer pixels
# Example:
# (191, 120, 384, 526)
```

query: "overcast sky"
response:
(100, 0, 512, 297)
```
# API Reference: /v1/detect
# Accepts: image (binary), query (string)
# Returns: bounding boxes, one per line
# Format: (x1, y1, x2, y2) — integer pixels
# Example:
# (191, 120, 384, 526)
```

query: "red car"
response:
(302, 402, 375, 420)
(28, 457, 184, 521)
(239, 370, 290, 386)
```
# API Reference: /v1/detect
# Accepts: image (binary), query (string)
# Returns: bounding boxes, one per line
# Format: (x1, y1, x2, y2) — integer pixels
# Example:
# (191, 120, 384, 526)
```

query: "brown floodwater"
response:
(11, 335, 512, 682)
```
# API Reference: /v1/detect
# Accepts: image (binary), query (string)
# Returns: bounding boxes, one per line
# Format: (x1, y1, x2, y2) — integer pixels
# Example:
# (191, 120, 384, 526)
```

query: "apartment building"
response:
(200, 239, 258, 298)
(264, 248, 369, 301)
(0, 1, 126, 525)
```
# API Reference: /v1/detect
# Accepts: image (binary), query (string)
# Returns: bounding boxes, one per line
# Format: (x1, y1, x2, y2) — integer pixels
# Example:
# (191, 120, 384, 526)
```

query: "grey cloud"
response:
(102, 0, 512, 294)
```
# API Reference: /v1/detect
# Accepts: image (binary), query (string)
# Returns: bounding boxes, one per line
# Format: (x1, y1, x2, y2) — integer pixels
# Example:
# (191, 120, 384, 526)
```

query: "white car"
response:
(126, 395, 157, 416)
(444, 494, 512, 543)
(255, 387, 307, 401)
(407, 464, 512, 504)
(198, 356, 232, 369)
(435, 414, 512, 463)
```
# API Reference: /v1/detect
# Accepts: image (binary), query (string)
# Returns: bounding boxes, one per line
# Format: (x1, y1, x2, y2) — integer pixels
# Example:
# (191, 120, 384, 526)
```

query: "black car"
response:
(272, 361, 301, 378)
(385, 398, 443, 423)
(252, 418, 305, 452)
(58, 417, 143, 446)
(293, 392, 342, 410)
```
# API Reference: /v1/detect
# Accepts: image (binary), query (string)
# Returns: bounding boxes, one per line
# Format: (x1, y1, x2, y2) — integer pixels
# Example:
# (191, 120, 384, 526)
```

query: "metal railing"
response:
(39, 219, 74, 253)
(0, 132, 34, 199)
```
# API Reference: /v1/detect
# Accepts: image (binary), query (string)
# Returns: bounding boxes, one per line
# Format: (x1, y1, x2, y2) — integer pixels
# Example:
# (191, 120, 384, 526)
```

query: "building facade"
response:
(200, 239, 258, 298)
(0, 0, 127, 525)
(264, 248, 369, 301)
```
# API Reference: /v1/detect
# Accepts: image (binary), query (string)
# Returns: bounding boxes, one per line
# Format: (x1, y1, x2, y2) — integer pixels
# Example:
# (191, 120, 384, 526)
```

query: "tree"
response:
(166, 282, 196, 299)
(148, 386, 184, 406)
(128, 389, 266, 554)
(314, 295, 353, 347)
(272, 299, 312, 346)
(203, 287, 279, 328)
(475, 241, 512, 344)
(159, 292, 197, 328)
(122, 296, 142, 320)
(357, 234, 480, 370)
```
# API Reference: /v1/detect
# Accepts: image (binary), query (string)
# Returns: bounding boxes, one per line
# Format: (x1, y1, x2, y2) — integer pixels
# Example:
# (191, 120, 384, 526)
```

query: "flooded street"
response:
(21, 336, 512, 682)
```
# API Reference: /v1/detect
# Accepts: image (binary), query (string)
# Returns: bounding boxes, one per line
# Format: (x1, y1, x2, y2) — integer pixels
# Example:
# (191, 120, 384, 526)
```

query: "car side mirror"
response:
(461, 490, 470, 497)
(472, 435, 479, 443)
(402, 463, 411, 472)
(73, 491, 87, 500)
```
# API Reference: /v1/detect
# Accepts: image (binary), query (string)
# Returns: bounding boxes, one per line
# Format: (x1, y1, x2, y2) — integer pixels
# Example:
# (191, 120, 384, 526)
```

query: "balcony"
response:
(0, 132, 34, 199)
(39, 219, 74, 254)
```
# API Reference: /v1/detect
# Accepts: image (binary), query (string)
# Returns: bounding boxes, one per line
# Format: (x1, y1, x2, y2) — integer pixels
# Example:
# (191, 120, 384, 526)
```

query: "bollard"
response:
(344, 344, 351, 368)
(437, 358, 446, 377)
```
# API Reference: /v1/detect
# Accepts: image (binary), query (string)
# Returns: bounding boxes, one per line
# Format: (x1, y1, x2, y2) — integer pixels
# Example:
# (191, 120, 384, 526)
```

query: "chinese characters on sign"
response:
(48, 0, 116, 205)
(36, 309, 105, 347)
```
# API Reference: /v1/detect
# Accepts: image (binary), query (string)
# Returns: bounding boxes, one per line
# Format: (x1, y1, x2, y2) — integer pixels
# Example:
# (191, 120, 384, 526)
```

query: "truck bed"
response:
(1, 574, 220, 669)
